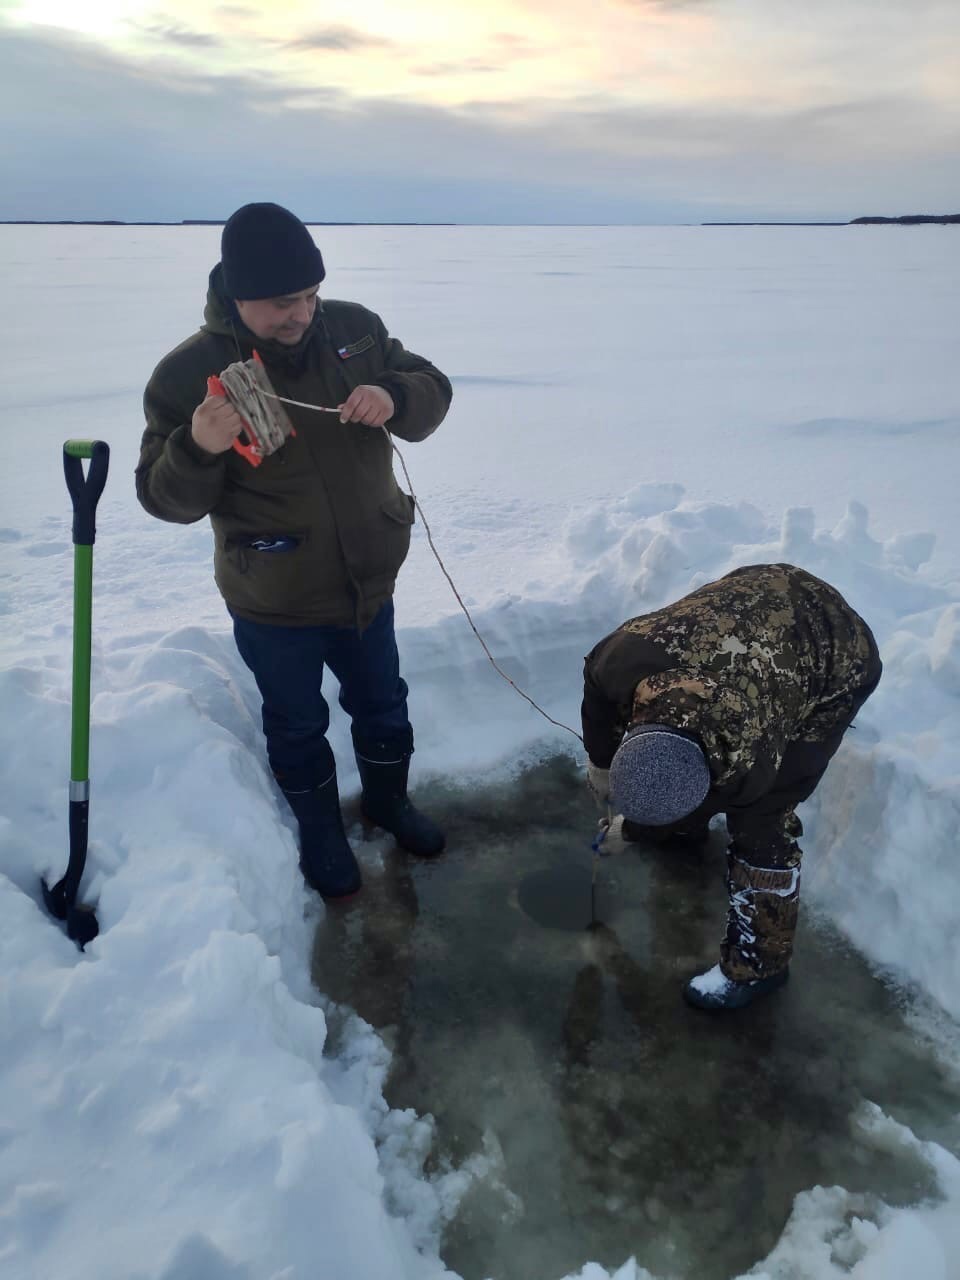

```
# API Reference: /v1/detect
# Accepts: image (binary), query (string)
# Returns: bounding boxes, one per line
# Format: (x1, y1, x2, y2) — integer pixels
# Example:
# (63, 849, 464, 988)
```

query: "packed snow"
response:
(0, 225, 958, 1280)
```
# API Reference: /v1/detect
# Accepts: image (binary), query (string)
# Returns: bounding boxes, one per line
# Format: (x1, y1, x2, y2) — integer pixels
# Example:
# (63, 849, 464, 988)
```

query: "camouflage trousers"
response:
(719, 814, 802, 982)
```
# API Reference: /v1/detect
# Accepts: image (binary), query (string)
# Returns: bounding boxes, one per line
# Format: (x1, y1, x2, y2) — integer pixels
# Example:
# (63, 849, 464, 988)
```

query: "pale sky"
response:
(1, 0, 957, 222)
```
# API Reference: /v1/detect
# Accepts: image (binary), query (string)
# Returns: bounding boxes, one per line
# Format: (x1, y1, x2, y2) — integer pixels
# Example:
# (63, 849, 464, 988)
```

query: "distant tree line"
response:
(850, 214, 959, 224)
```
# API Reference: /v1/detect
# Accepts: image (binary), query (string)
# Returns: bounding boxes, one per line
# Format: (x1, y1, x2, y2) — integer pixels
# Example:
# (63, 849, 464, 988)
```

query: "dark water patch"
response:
(313, 754, 960, 1280)
(516, 863, 623, 931)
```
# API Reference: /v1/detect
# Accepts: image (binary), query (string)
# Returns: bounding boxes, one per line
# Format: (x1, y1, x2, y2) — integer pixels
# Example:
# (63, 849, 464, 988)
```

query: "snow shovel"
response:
(41, 439, 110, 949)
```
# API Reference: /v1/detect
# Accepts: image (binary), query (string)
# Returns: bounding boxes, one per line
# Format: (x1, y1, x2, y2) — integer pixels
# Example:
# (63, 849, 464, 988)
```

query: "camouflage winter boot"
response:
(684, 846, 800, 1010)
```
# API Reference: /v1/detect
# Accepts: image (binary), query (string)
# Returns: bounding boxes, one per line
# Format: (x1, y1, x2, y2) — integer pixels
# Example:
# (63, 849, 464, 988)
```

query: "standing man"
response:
(137, 203, 452, 899)
(582, 563, 882, 1010)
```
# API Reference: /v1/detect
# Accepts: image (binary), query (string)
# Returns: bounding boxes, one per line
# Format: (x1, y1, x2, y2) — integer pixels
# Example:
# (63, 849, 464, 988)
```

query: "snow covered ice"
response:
(1, 225, 959, 1280)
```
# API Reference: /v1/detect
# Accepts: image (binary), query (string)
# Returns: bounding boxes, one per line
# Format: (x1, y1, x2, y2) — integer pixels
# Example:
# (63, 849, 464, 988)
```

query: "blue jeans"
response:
(232, 600, 411, 789)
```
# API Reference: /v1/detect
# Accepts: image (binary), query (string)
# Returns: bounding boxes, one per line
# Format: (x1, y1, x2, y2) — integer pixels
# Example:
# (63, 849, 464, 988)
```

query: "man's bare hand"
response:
(338, 384, 395, 427)
(192, 393, 245, 455)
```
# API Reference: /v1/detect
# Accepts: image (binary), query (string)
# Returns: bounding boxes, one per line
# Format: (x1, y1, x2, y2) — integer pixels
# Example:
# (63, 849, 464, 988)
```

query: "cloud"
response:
(413, 61, 501, 78)
(620, 0, 717, 7)
(0, 20, 956, 224)
(283, 25, 394, 53)
(492, 32, 538, 50)
(138, 23, 223, 49)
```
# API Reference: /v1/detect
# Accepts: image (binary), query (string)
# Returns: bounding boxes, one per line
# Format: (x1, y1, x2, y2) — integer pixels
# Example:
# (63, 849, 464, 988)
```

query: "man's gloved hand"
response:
(595, 814, 632, 855)
(586, 762, 611, 816)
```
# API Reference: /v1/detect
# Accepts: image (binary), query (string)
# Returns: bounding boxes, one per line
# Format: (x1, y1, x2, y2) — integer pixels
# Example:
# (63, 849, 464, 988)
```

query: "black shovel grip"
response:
(64, 440, 110, 546)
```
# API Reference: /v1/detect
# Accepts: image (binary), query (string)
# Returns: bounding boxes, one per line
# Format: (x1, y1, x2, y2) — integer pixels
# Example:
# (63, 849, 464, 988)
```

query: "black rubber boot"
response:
(683, 965, 789, 1011)
(279, 771, 362, 899)
(354, 741, 445, 857)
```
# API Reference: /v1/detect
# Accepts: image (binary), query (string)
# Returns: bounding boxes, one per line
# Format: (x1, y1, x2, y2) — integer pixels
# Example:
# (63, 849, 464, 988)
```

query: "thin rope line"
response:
(260, 386, 584, 744)
(386, 429, 583, 743)
(260, 389, 341, 413)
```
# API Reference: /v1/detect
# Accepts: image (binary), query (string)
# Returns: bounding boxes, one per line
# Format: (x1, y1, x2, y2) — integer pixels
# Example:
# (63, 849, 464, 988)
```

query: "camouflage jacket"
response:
(582, 564, 881, 835)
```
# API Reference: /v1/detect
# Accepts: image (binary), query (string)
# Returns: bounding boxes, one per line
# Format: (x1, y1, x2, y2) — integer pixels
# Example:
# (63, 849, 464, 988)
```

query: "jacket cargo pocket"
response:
(380, 491, 415, 526)
(218, 530, 313, 615)
(363, 492, 414, 585)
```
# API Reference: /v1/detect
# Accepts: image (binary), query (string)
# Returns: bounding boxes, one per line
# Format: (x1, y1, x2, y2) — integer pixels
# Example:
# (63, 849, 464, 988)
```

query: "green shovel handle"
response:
(64, 440, 109, 545)
(63, 441, 110, 782)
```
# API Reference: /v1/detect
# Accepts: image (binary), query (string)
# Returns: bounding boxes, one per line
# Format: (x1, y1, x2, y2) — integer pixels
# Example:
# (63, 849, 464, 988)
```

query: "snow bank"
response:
(569, 1104, 960, 1280)
(0, 636, 461, 1280)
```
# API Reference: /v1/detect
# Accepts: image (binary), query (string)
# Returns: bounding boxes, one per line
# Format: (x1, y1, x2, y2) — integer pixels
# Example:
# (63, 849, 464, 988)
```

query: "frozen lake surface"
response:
(314, 754, 960, 1280)
(2, 223, 958, 1280)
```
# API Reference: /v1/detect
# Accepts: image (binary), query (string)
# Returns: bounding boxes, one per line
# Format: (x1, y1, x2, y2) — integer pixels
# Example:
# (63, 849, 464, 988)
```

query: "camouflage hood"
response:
(629, 669, 763, 789)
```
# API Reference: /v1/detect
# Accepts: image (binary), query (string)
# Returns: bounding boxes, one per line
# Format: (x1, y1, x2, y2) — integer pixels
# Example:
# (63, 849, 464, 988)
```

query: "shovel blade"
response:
(66, 902, 99, 949)
(41, 874, 68, 921)
(41, 876, 99, 950)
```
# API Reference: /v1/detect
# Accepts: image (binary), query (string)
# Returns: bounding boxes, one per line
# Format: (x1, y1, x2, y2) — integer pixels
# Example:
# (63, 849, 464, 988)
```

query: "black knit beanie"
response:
(220, 203, 325, 300)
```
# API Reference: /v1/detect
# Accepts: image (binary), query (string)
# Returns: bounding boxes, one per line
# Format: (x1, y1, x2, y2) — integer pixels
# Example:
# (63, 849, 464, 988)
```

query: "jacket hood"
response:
(202, 264, 237, 337)
(630, 669, 763, 789)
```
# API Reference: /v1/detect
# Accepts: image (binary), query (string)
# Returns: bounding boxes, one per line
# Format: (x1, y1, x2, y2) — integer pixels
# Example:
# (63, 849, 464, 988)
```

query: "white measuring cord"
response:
(257, 385, 585, 744)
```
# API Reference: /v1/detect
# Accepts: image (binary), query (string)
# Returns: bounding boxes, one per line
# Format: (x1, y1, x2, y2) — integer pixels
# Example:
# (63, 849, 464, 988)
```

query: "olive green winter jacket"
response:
(136, 267, 451, 628)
